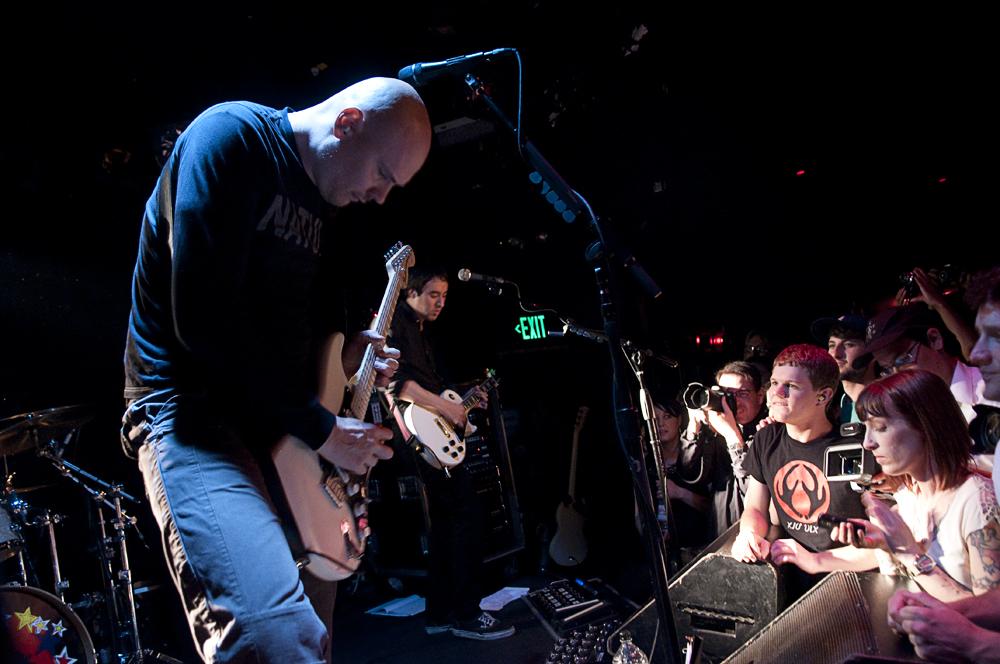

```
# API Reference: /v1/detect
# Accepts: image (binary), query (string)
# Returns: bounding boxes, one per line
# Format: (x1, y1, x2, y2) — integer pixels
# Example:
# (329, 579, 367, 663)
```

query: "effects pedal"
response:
(525, 578, 634, 638)
(545, 620, 621, 663)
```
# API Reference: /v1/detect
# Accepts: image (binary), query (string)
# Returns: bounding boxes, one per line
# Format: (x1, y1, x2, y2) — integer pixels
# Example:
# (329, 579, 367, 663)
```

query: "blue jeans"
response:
(123, 394, 328, 663)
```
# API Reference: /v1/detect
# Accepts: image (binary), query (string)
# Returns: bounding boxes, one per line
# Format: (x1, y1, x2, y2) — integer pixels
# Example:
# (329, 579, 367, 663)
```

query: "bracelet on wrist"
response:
(893, 551, 936, 578)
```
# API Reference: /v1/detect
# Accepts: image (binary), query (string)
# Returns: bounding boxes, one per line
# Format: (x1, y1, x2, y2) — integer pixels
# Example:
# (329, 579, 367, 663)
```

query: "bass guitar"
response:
(270, 242, 414, 581)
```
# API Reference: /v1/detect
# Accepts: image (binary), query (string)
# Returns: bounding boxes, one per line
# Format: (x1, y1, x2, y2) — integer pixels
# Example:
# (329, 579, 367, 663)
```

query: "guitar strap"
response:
(381, 390, 416, 444)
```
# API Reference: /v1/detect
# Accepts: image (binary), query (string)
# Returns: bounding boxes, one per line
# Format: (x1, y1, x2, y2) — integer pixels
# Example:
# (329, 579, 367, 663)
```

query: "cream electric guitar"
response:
(402, 370, 498, 470)
(270, 242, 413, 581)
(548, 406, 589, 567)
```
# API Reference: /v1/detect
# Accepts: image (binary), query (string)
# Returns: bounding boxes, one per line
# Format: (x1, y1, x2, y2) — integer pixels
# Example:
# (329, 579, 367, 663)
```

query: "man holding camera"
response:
(678, 361, 767, 538)
(896, 266, 978, 361)
(733, 344, 873, 575)
(854, 304, 997, 424)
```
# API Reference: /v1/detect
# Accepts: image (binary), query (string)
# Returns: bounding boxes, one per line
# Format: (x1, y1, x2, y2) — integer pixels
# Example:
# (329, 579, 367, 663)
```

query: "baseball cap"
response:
(810, 314, 868, 344)
(851, 305, 942, 369)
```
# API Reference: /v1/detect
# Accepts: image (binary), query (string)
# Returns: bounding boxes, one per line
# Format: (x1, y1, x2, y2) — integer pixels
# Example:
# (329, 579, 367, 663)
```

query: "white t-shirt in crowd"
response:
(888, 474, 999, 591)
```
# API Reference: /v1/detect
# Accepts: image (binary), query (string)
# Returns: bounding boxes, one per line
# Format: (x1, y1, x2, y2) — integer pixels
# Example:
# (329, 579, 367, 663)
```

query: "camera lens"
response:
(842, 457, 862, 475)
(683, 382, 736, 413)
(682, 383, 711, 410)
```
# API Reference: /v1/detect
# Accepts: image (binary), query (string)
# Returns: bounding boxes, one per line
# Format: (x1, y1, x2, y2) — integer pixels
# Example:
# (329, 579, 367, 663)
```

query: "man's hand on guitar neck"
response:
(342, 330, 401, 388)
(466, 386, 489, 411)
(317, 416, 394, 474)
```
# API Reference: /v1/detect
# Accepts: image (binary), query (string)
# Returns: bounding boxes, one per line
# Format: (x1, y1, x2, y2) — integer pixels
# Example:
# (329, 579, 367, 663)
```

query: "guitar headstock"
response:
(482, 368, 500, 391)
(384, 242, 415, 286)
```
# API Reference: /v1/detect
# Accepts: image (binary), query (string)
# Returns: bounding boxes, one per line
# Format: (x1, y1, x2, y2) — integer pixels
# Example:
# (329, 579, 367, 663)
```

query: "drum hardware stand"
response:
(45, 511, 70, 598)
(13, 545, 29, 587)
(3, 479, 32, 586)
(24, 508, 70, 601)
(39, 441, 182, 664)
(94, 485, 142, 663)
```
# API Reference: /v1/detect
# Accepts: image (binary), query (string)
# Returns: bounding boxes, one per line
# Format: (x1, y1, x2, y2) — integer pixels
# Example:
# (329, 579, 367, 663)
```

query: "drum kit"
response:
(0, 406, 181, 664)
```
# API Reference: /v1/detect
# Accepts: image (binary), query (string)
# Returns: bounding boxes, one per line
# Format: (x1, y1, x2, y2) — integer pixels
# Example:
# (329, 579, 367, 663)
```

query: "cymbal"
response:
(0, 405, 93, 456)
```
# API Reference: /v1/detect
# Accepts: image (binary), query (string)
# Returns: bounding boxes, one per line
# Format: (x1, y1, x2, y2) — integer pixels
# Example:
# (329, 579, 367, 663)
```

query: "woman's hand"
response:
(827, 518, 885, 549)
(862, 492, 921, 555)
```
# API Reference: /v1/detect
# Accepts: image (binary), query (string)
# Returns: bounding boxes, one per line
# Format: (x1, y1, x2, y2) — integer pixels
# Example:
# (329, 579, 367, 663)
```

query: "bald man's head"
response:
(292, 77, 431, 207)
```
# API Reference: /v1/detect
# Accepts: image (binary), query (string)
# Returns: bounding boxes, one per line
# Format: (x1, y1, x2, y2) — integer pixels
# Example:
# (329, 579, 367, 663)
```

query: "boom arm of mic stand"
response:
(464, 74, 585, 222)
(464, 71, 679, 661)
(561, 320, 609, 344)
(595, 264, 680, 664)
(463, 74, 662, 300)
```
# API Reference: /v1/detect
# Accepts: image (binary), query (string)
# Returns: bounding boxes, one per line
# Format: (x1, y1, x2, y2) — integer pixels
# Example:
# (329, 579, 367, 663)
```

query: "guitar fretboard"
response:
(461, 375, 499, 412)
(348, 246, 412, 419)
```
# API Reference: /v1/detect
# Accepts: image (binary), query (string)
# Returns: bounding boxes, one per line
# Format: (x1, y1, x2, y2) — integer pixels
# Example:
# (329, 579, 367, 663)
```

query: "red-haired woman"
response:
(835, 369, 1000, 601)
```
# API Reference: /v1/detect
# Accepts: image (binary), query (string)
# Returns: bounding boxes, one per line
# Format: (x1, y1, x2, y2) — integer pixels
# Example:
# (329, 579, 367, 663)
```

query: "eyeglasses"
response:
(879, 340, 921, 377)
(722, 388, 756, 399)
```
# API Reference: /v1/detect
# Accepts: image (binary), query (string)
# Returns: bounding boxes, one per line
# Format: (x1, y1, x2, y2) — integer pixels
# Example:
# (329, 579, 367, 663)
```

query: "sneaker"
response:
(450, 612, 516, 640)
(425, 618, 454, 635)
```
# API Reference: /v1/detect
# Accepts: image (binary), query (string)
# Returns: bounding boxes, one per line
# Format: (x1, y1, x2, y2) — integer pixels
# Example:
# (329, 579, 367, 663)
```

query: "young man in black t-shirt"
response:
(733, 344, 876, 574)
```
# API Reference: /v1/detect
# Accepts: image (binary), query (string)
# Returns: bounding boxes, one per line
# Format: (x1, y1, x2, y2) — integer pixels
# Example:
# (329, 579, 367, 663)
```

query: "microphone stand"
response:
(625, 340, 683, 576)
(463, 71, 679, 663)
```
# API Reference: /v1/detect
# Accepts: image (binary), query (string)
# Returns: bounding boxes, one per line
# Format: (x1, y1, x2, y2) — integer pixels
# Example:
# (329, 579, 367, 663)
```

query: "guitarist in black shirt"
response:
(388, 266, 514, 640)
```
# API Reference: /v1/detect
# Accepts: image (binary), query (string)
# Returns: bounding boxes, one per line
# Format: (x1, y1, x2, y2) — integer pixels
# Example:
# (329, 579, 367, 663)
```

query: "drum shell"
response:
(0, 505, 24, 560)
(1, 584, 97, 664)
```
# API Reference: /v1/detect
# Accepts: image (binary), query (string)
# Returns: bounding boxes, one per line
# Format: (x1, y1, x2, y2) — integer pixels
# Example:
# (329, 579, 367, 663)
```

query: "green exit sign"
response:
(515, 314, 548, 341)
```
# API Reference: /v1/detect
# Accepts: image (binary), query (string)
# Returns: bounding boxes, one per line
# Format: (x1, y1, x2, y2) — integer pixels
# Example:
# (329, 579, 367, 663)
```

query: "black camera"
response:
(830, 423, 898, 496)
(825, 423, 879, 493)
(899, 264, 965, 300)
(970, 405, 1000, 455)
(824, 443, 874, 482)
(682, 382, 737, 414)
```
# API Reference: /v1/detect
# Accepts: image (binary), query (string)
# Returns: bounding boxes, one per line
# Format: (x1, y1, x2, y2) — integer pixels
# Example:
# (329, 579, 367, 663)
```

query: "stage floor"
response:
(330, 580, 558, 664)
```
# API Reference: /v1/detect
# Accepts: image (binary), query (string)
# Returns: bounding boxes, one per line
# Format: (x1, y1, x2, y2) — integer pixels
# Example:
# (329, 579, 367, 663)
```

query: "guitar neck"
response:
(567, 430, 580, 497)
(348, 269, 405, 419)
(567, 407, 588, 498)
(461, 376, 498, 412)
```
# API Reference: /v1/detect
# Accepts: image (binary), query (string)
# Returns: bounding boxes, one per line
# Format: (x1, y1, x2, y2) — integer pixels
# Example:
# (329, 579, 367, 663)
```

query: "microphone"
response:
(457, 268, 507, 285)
(397, 48, 514, 87)
(623, 341, 679, 368)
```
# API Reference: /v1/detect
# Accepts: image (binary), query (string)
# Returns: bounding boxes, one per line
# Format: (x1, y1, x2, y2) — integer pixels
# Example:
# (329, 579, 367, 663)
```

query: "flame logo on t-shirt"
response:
(773, 460, 830, 523)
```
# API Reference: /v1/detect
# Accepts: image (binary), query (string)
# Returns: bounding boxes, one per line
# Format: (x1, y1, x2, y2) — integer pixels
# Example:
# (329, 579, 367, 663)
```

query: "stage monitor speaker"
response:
(669, 551, 784, 662)
(723, 571, 920, 664)
(617, 524, 786, 663)
(617, 524, 920, 664)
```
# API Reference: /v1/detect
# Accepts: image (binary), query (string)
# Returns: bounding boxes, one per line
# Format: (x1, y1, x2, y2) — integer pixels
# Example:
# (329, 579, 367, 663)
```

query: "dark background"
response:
(1, 3, 995, 659)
